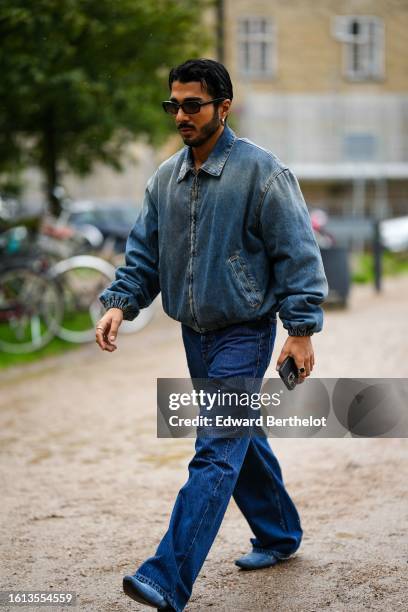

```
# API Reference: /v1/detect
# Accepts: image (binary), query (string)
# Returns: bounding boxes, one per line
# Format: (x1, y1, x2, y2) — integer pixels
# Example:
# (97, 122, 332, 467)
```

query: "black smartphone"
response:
(278, 356, 300, 391)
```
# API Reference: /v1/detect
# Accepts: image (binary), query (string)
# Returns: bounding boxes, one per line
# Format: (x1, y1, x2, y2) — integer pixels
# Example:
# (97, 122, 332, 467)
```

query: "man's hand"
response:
(276, 336, 315, 383)
(95, 308, 124, 352)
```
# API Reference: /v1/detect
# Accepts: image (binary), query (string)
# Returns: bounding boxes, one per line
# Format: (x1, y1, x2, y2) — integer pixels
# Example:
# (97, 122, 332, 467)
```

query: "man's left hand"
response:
(276, 336, 314, 383)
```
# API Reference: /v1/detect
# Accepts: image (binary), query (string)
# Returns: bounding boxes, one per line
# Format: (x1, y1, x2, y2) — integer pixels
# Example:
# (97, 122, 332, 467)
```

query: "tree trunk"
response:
(41, 107, 60, 216)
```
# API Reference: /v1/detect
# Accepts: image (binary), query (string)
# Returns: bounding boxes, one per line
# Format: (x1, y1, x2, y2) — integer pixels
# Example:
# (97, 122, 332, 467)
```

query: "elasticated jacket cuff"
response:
(287, 326, 315, 337)
(98, 293, 140, 321)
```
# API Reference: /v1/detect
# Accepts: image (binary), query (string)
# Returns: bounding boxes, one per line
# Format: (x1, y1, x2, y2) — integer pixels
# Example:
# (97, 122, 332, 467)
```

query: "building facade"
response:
(220, 0, 408, 218)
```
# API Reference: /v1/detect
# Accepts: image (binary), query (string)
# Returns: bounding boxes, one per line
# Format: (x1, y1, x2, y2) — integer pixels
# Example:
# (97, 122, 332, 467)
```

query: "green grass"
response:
(60, 309, 96, 332)
(352, 251, 408, 284)
(0, 310, 95, 370)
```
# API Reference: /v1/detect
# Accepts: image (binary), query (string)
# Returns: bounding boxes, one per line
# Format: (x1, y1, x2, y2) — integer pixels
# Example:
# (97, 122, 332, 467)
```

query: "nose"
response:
(176, 106, 190, 122)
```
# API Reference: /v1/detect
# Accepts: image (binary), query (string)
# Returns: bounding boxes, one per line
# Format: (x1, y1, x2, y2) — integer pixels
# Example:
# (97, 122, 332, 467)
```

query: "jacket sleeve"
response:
(98, 175, 160, 321)
(259, 168, 328, 336)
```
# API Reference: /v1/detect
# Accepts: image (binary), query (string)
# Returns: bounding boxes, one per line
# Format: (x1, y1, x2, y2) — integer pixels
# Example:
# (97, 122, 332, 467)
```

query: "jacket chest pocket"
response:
(228, 254, 262, 309)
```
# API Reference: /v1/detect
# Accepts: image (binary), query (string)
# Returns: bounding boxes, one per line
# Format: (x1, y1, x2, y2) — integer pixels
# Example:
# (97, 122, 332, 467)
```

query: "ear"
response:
(220, 98, 232, 122)
(222, 99, 232, 113)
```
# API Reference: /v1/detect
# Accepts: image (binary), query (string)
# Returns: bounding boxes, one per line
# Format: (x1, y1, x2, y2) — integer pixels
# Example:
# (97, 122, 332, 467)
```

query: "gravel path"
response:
(1, 276, 407, 611)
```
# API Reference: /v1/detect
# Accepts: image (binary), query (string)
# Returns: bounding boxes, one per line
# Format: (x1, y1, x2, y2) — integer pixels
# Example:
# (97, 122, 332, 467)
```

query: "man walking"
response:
(96, 58, 328, 611)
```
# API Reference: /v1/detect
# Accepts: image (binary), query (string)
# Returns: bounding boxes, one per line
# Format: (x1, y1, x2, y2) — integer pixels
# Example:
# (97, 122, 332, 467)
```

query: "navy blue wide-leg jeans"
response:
(133, 315, 303, 611)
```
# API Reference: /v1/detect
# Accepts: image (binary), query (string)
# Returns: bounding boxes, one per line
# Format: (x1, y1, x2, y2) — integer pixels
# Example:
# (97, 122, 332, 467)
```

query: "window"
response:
(332, 15, 384, 81)
(237, 17, 275, 78)
(343, 133, 378, 161)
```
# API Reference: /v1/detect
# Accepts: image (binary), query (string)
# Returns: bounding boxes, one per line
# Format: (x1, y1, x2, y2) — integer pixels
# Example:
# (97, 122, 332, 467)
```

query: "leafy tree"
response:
(0, 0, 211, 213)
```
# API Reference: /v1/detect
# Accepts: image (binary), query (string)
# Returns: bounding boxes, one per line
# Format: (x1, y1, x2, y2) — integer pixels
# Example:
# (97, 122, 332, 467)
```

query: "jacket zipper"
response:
(188, 172, 200, 330)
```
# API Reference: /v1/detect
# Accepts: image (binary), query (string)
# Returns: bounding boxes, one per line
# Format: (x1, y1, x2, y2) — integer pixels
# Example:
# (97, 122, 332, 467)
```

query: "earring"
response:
(221, 117, 225, 125)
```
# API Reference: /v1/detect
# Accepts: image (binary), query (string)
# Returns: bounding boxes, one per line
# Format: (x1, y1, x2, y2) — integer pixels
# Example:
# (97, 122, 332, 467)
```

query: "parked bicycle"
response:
(0, 198, 154, 353)
(0, 236, 64, 354)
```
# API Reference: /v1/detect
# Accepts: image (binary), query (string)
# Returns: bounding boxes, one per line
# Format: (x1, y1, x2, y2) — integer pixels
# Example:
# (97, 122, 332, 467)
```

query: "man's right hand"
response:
(95, 308, 124, 352)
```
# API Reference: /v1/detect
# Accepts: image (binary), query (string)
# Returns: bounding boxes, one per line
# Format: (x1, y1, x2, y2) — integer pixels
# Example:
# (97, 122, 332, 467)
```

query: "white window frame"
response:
(332, 15, 385, 81)
(237, 16, 276, 79)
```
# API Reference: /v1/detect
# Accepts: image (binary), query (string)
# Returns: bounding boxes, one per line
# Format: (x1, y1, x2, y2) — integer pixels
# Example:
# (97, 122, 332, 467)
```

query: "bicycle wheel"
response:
(0, 264, 63, 353)
(49, 255, 155, 343)
(49, 255, 116, 343)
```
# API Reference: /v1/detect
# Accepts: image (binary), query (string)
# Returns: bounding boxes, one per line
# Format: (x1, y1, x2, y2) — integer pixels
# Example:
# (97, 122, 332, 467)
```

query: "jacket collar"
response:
(177, 125, 236, 183)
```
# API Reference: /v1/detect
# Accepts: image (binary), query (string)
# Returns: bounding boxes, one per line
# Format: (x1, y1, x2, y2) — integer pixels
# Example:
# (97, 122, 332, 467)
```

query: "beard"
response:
(178, 108, 222, 147)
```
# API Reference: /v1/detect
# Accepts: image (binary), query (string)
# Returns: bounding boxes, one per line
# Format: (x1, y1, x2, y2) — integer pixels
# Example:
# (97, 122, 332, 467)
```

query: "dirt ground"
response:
(0, 276, 407, 611)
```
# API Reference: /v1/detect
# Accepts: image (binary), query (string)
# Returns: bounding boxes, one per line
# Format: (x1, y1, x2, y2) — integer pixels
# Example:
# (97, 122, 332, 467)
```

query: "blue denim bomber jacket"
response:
(99, 125, 328, 335)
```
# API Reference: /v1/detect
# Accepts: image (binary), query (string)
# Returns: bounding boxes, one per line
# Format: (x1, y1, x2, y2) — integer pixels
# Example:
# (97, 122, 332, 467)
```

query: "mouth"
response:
(178, 126, 195, 135)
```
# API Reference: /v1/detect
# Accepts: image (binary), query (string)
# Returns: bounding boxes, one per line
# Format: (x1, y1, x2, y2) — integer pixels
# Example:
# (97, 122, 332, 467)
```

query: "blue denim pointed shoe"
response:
(123, 575, 169, 609)
(234, 551, 280, 570)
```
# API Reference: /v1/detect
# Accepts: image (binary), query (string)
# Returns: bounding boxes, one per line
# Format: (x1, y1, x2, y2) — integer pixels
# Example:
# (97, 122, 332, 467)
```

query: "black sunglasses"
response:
(162, 98, 225, 115)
